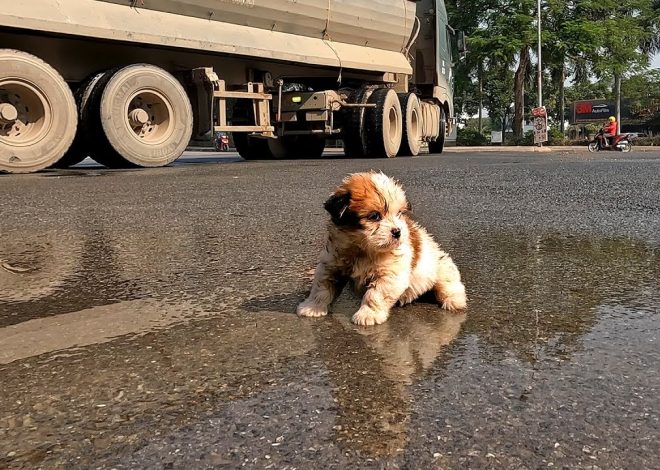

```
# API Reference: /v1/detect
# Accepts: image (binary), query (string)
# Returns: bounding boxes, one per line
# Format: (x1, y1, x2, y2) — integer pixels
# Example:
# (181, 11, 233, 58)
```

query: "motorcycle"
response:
(213, 132, 230, 152)
(588, 129, 632, 153)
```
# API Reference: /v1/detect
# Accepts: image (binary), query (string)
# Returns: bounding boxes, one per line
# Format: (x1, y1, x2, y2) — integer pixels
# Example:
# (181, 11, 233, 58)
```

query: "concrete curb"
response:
(445, 146, 659, 153)
(186, 145, 658, 154)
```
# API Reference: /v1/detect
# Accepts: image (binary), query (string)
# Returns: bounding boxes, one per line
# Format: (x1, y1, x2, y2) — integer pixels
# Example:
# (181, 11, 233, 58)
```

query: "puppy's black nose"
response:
(391, 228, 401, 239)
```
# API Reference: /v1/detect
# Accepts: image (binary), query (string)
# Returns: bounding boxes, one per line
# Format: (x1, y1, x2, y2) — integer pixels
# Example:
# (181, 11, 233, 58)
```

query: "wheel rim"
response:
(410, 106, 420, 140)
(0, 80, 52, 148)
(387, 106, 399, 146)
(124, 89, 174, 145)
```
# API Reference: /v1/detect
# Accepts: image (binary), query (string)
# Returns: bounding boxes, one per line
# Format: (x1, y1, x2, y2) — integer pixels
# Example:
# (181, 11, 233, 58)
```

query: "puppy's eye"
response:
(366, 212, 382, 221)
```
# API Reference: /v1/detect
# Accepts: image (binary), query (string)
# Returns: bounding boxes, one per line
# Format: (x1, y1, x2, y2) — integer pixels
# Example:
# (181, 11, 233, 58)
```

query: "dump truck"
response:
(0, 0, 464, 173)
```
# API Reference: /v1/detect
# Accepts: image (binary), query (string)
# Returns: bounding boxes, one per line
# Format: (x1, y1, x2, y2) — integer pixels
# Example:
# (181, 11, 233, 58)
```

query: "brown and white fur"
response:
(297, 172, 467, 326)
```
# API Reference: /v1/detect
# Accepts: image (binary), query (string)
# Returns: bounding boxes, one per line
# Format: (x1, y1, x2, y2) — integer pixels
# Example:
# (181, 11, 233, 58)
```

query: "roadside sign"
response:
(573, 100, 616, 123)
(532, 106, 548, 144)
(491, 131, 503, 144)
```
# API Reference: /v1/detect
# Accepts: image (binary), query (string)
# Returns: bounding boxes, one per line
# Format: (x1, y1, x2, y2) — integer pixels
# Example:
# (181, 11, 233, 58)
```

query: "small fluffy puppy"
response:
(298, 171, 467, 326)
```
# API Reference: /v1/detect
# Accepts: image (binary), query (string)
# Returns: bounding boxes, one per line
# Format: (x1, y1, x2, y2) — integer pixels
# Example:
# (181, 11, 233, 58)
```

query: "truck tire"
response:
(398, 93, 422, 156)
(91, 64, 193, 168)
(52, 72, 109, 168)
(428, 106, 447, 154)
(233, 133, 275, 160)
(268, 135, 325, 159)
(342, 87, 373, 158)
(231, 100, 276, 160)
(0, 49, 77, 173)
(364, 88, 402, 158)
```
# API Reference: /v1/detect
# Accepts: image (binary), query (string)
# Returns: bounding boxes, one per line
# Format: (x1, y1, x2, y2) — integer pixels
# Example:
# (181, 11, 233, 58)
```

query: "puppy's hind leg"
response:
(433, 255, 467, 312)
(297, 262, 345, 318)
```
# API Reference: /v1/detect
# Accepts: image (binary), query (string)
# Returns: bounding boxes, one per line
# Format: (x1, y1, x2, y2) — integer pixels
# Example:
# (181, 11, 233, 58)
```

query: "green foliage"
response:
(633, 136, 660, 145)
(506, 130, 535, 146)
(547, 127, 566, 144)
(622, 69, 660, 102)
(464, 117, 494, 134)
(446, 0, 660, 130)
(457, 128, 489, 146)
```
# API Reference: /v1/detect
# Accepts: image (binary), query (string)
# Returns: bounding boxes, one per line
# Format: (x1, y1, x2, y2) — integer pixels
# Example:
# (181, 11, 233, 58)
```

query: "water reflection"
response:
(460, 234, 658, 362)
(0, 228, 142, 327)
(0, 311, 317, 468)
(0, 231, 83, 304)
(312, 307, 466, 457)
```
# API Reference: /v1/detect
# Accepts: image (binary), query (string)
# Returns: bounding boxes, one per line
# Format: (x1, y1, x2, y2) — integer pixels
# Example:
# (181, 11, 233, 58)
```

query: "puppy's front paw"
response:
(297, 300, 328, 318)
(352, 306, 388, 326)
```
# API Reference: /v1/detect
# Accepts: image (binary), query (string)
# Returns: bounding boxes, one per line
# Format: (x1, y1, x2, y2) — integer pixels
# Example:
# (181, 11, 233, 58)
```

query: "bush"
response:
(506, 130, 534, 146)
(547, 127, 566, 145)
(456, 128, 489, 146)
(631, 136, 660, 146)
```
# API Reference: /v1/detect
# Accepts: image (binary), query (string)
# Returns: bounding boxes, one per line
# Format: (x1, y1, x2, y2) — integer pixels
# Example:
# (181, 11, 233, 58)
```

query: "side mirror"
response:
(456, 31, 468, 56)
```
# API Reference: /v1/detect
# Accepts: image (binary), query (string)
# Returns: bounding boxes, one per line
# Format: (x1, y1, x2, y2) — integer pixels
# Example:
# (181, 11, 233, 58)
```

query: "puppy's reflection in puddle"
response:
(313, 300, 466, 457)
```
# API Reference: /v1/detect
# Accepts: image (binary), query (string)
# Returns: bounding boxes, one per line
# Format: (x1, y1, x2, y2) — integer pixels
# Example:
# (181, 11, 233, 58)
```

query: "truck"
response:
(0, 0, 464, 173)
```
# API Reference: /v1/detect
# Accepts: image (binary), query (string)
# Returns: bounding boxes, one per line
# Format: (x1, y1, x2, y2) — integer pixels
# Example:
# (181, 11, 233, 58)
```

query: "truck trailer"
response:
(0, 0, 463, 173)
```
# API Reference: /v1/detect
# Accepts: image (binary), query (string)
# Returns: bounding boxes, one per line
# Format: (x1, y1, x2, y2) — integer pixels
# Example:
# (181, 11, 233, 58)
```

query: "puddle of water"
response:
(457, 234, 658, 362)
(0, 298, 217, 365)
(0, 231, 84, 304)
(0, 230, 657, 467)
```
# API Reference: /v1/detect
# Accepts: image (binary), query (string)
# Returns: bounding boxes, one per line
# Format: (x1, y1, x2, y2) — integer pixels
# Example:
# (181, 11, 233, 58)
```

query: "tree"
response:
(461, 0, 537, 138)
(575, 0, 658, 132)
(483, 63, 515, 133)
(542, 0, 600, 132)
(446, 0, 499, 131)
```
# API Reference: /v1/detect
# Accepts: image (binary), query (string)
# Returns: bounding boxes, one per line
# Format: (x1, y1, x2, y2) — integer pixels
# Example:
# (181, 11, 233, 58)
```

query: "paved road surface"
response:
(1, 151, 658, 468)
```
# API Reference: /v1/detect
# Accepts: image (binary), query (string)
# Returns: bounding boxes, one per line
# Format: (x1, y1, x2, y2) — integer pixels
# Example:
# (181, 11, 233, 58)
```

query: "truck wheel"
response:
(364, 88, 402, 158)
(91, 64, 193, 168)
(398, 93, 422, 156)
(233, 133, 275, 160)
(232, 100, 276, 160)
(268, 135, 325, 159)
(342, 87, 373, 157)
(428, 106, 447, 154)
(52, 72, 110, 168)
(0, 49, 77, 173)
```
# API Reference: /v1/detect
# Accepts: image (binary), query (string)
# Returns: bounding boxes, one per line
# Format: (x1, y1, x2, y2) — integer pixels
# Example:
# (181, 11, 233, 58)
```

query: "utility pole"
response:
(537, 0, 543, 146)
(537, 0, 542, 109)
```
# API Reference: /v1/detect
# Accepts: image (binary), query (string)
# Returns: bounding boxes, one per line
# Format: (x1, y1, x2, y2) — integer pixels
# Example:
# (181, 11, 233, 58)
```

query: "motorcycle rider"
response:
(600, 116, 618, 147)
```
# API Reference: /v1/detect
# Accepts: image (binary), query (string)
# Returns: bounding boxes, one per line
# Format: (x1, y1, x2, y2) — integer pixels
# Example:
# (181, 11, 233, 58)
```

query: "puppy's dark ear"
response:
(324, 191, 351, 224)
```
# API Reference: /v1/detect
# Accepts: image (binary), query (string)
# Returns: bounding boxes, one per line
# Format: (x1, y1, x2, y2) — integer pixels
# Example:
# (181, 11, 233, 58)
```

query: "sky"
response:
(653, 54, 660, 69)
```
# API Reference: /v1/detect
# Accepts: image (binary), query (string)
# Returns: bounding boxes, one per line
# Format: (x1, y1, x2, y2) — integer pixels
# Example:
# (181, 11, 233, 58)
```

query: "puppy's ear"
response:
(406, 200, 412, 212)
(324, 191, 352, 224)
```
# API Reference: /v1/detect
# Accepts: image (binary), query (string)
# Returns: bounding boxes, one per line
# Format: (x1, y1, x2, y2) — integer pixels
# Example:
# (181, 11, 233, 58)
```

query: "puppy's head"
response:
(324, 172, 411, 251)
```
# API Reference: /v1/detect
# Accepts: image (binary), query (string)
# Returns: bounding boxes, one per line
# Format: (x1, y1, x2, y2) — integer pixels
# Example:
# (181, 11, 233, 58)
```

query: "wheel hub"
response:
(126, 90, 173, 144)
(0, 80, 51, 146)
(128, 108, 149, 127)
(0, 103, 18, 124)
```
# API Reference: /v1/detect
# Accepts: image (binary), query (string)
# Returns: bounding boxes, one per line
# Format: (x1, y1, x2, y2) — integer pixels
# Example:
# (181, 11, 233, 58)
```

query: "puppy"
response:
(297, 171, 467, 326)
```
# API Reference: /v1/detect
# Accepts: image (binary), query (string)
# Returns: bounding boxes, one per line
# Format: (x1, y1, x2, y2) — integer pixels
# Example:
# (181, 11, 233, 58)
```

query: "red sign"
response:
(575, 102, 592, 114)
(532, 106, 547, 118)
(573, 100, 616, 123)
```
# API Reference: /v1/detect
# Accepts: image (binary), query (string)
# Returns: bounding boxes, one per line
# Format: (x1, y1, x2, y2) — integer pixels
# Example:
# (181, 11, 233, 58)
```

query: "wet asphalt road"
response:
(1, 151, 659, 469)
